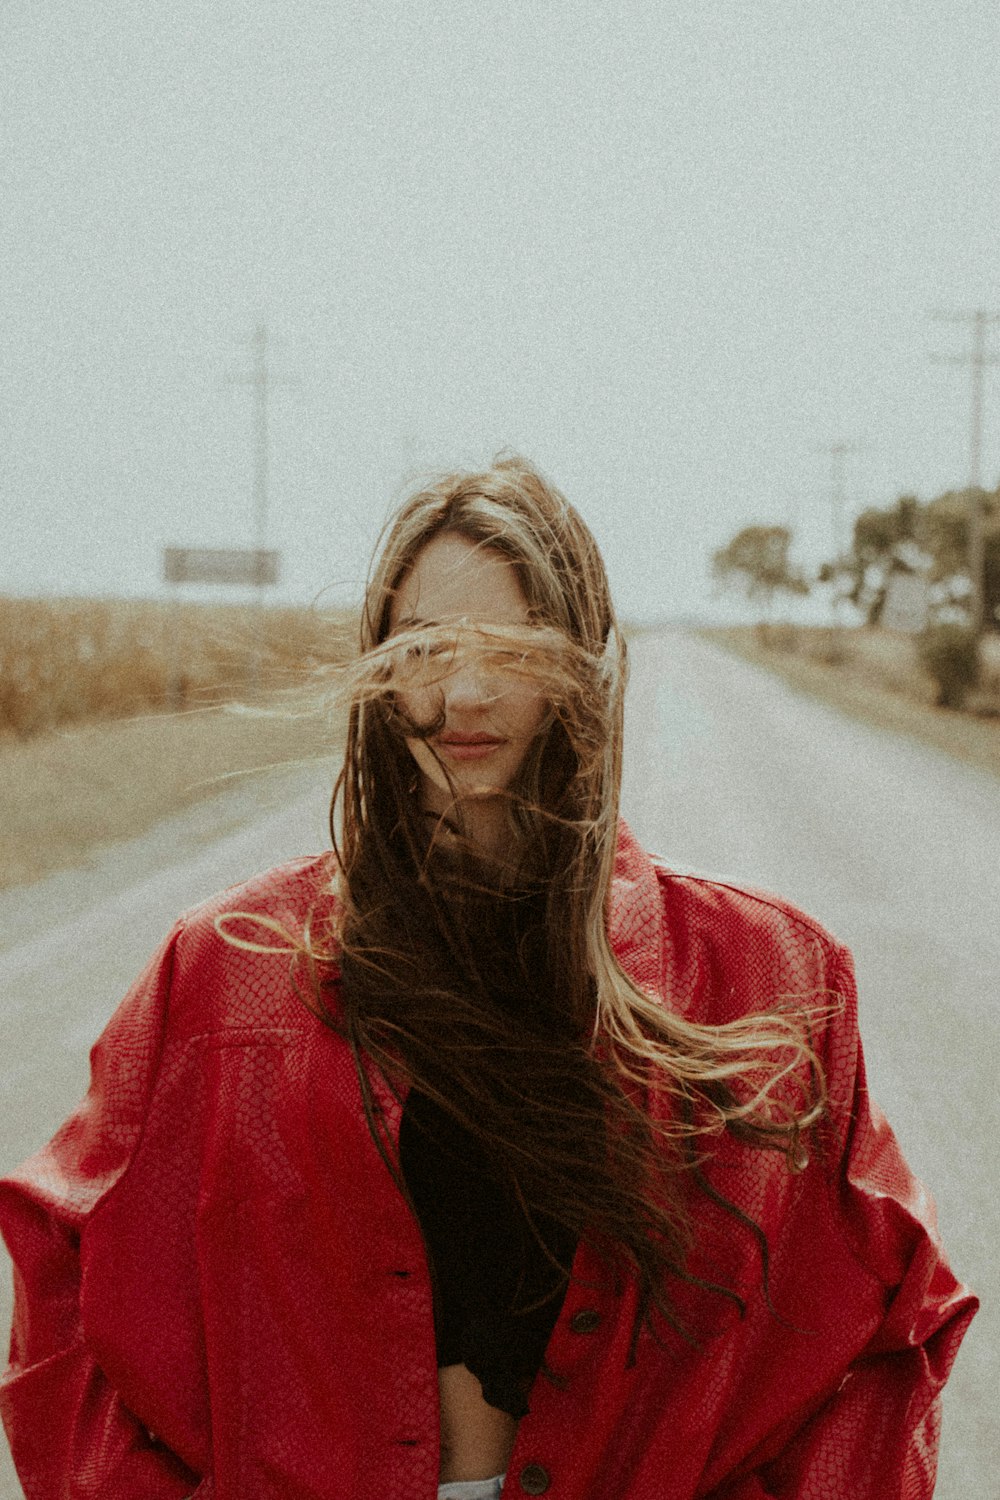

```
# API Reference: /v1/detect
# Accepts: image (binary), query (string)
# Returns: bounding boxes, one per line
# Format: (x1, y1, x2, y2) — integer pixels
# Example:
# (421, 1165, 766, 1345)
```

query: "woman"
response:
(0, 455, 977, 1500)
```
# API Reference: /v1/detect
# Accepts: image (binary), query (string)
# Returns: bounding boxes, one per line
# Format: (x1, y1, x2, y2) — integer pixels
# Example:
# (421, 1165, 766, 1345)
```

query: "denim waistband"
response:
(437, 1473, 506, 1499)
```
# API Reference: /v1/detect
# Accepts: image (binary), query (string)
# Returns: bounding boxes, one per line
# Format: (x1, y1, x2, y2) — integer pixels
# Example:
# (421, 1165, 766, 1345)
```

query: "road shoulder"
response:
(699, 626, 1000, 784)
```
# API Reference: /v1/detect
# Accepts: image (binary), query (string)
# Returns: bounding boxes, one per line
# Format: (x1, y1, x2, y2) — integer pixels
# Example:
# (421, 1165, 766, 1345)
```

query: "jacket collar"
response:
(607, 818, 667, 1002)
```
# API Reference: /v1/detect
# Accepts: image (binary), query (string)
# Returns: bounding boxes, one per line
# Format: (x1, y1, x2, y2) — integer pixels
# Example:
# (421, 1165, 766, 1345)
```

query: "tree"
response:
(836, 485, 1000, 630)
(844, 494, 929, 625)
(711, 525, 810, 617)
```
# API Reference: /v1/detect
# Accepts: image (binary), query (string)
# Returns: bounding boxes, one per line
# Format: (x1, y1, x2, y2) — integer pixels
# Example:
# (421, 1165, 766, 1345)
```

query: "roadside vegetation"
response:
(711, 482, 1000, 644)
(0, 597, 354, 891)
(0, 596, 354, 737)
(700, 624, 1000, 782)
(708, 479, 1000, 781)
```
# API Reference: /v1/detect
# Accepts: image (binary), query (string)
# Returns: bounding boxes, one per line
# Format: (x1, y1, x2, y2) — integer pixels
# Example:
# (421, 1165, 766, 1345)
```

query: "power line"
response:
(929, 307, 1000, 636)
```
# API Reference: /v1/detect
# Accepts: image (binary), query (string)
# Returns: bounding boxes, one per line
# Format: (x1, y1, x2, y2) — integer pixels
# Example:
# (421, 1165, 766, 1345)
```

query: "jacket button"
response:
(570, 1307, 601, 1333)
(519, 1463, 551, 1494)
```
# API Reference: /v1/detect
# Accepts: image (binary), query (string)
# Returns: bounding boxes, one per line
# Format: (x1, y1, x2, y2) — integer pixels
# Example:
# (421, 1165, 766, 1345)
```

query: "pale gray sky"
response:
(4, 0, 1000, 621)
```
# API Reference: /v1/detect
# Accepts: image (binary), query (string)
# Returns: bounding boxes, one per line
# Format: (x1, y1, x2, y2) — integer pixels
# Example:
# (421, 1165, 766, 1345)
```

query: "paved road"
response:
(0, 630, 995, 1497)
(621, 631, 997, 1499)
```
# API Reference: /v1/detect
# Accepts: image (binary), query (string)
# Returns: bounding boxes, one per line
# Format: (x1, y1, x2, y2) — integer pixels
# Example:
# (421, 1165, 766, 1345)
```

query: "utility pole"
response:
(929, 308, 1000, 636)
(252, 323, 269, 567)
(229, 323, 272, 570)
(816, 440, 866, 628)
(821, 441, 851, 562)
(227, 323, 288, 692)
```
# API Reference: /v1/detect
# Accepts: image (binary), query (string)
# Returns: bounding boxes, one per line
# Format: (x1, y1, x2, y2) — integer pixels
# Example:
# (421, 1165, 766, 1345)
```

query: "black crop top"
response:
(399, 1085, 580, 1419)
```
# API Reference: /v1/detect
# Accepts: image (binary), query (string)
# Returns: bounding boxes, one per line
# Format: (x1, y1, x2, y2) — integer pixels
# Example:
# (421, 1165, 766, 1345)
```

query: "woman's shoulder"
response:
(612, 822, 845, 975)
(643, 850, 853, 1028)
(650, 852, 843, 951)
(177, 851, 339, 934)
(162, 852, 341, 1033)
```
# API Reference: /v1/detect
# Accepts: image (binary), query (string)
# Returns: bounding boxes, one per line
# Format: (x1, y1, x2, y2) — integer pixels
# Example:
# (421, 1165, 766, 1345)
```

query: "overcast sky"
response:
(4, 0, 1000, 622)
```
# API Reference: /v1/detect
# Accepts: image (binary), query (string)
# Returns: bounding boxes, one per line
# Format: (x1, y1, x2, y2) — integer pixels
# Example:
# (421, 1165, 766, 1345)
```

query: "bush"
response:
(916, 622, 982, 709)
(753, 622, 799, 653)
(807, 627, 847, 667)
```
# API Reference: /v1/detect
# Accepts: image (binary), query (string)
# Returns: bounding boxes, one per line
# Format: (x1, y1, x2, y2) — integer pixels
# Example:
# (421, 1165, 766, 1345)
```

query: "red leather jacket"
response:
(0, 822, 976, 1499)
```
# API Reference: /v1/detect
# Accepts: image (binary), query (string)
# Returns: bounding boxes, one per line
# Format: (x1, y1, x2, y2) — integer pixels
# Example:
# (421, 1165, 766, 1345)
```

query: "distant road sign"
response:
(881, 570, 930, 633)
(164, 547, 280, 587)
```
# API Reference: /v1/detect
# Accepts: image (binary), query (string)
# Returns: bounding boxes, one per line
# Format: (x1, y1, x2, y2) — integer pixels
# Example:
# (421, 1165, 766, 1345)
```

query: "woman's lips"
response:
(435, 736, 507, 761)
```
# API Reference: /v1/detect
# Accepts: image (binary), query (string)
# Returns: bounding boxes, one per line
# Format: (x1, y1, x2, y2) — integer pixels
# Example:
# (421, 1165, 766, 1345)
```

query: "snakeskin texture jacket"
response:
(0, 821, 977, 1499)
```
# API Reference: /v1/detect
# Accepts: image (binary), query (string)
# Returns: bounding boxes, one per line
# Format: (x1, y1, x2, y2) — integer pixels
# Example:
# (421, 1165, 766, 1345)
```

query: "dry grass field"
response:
(0, 596, 354, 737)
(0, 702, 346, 891)
(701, 625, 1000, 782)
(0, 596, 354, 891)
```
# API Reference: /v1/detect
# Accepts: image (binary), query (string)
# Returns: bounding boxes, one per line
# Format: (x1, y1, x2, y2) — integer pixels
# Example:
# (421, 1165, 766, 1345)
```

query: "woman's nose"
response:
(443, 657, 497, 711)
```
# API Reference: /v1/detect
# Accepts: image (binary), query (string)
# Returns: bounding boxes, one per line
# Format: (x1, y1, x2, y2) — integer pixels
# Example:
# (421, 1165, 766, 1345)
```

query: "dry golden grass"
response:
(0, 596, 355, 737)
(0, 594, 356, 891)
(701, 625, 1000, 782)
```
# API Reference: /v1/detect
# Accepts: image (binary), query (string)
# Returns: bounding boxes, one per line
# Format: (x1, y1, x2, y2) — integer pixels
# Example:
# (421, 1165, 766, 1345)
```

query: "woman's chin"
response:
(424, 772, 509, 805)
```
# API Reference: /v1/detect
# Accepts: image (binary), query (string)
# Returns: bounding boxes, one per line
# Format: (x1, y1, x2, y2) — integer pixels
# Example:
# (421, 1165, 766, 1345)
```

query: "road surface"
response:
(0, 629, 995, 1496)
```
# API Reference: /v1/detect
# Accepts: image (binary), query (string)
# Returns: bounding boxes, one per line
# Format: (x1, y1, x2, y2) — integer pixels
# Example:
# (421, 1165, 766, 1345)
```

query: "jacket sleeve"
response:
(0, 922, 207, 1500)
(707, 941, 978, 1500)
